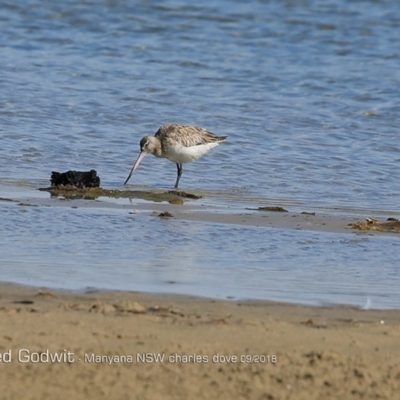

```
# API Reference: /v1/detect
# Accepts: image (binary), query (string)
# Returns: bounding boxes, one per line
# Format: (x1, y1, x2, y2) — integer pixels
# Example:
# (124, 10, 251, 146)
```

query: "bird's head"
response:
(140, 136, 159, 154)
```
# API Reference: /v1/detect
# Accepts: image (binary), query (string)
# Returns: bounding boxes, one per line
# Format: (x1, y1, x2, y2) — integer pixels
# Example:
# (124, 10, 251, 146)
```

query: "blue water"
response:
(1, 0, 399, 308)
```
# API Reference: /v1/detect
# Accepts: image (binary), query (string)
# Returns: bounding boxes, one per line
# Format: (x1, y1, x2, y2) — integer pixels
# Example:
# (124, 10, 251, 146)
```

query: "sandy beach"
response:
(0, 282, 399, 399)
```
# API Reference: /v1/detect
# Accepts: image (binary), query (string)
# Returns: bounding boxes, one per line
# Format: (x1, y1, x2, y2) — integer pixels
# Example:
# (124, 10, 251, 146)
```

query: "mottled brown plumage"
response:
(124, 124, 227, 188)
(155, 124, 226, 148)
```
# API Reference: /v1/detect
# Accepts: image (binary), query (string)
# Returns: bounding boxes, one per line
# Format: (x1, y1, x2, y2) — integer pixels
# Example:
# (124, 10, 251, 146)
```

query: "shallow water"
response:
(1, 184, 399, 309)
(1, 0, 399, 308)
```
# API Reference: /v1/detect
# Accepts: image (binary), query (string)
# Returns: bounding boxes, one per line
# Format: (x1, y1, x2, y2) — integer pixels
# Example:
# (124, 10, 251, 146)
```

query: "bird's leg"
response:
(174, 163, 183, 189)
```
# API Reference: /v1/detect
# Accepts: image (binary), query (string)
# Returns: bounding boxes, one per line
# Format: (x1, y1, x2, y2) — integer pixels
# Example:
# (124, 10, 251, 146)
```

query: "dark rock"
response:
(51, 170, 100, 188)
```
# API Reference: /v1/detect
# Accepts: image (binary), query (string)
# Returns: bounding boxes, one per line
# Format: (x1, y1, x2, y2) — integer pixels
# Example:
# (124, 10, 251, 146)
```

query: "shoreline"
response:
(2, 189, 399, 236)
(1, 280, 397, 311)
(0, 282, 399, 399)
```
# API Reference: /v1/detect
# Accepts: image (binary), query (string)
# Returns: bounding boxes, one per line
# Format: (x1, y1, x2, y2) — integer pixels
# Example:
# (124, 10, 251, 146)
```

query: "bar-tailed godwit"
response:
(123, 124, 227, 188)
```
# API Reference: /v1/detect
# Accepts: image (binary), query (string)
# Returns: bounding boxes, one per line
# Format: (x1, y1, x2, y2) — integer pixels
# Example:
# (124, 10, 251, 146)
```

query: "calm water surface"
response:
(1, 0, 399, 308)
(1, 193, 399, 309)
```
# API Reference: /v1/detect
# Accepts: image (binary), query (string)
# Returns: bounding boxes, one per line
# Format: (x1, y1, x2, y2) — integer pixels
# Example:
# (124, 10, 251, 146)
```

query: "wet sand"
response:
(0, 282, 399, 400)
(2, 186, 400, 235)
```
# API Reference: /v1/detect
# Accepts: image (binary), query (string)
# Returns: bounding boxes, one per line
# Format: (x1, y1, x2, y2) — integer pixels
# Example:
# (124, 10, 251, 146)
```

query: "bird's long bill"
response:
(123, 151, 147, 185)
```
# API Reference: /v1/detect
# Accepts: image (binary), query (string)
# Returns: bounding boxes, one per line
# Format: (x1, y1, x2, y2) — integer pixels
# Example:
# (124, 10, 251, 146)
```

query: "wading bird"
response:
(123, 124, 227, 188)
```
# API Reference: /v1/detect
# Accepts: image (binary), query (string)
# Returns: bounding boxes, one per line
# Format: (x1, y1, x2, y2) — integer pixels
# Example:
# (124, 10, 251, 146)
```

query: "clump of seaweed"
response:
(350, 217, 400, 233)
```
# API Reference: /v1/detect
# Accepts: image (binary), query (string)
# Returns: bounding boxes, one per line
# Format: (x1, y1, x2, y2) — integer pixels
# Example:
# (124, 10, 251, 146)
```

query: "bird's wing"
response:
(156, 124, 226, 148)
